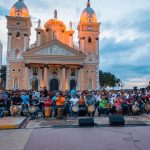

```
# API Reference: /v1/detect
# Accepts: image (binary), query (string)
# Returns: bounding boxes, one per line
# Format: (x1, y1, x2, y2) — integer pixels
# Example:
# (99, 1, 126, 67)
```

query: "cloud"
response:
(100, 8, 150, 88)
(0, 0, 150, 88)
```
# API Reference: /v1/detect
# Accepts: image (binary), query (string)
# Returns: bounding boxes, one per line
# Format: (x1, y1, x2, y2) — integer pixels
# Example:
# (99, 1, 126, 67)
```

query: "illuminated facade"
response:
(6, 0, 100, 91)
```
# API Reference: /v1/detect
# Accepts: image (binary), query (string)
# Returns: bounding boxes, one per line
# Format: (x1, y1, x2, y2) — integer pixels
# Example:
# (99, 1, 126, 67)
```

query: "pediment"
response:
(23, 40, 85, 58)
(35, 44, 74, 56)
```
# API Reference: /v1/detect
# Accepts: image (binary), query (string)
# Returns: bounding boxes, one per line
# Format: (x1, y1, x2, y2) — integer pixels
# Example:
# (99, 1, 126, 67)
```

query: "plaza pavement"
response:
(0, 126, 150, 150)
(0, 115, 150, 150)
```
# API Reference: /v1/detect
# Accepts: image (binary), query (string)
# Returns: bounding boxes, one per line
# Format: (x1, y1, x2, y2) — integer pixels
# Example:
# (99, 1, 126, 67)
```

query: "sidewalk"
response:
(0, 117, 26, 129)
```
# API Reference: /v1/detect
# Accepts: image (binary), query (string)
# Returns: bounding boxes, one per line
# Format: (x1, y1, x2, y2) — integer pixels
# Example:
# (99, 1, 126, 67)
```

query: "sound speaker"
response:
(78, 118, 94, 126)
(109, 115, 125, 126)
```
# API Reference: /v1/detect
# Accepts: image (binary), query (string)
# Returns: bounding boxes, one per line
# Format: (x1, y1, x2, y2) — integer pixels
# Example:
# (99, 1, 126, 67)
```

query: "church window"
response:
(89, 78, 93, 90)
(15, 49, 19, 59)
(33, 67, 38, 76)
(16, 22, 20, 26)
(16, 12, 21, 17)
(13, 77, 18, 89)
(16, 32, 20, 39)
(71, 68, 75, 76)
(88, 36, 92, 43)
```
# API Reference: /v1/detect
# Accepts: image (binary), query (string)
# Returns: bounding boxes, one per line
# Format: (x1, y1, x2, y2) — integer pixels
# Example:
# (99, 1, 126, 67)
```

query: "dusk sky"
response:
(0, 0, 150, 88)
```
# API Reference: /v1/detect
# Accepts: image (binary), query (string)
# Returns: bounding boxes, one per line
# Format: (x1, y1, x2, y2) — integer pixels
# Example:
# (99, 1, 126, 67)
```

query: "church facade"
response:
(6, 0, 100, 91)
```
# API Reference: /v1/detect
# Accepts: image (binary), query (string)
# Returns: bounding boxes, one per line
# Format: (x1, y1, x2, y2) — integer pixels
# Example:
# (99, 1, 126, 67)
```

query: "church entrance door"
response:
(70, 79, 76, 90)
(31, 78, 38, 91)
(50, 79, 59, 91)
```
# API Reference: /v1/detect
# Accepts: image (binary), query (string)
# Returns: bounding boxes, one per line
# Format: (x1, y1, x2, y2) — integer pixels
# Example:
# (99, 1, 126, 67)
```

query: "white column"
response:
(79, 66, 84, 91)
(6, 62, 10, 90)
(24, 66, 29, 90)
(7, 33, 12, 52)
(39, 68, 43, 88)
(44, 66, 48, 88)
(37, 32, 41, 47)
(24, 34, 27, 51)
(77, 69, 81, 90)
(61, 67, 66, 91)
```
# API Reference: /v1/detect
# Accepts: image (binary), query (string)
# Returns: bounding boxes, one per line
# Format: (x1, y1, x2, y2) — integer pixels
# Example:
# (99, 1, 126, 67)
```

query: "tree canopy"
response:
(99, 70, 122, 88)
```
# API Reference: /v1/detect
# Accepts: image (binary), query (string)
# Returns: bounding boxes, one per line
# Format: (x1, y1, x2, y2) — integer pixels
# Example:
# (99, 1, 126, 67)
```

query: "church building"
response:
(6, 0, 100, 91)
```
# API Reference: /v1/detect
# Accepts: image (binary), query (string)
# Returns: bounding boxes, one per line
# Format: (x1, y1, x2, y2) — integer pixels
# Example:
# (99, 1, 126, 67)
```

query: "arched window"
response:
(89, 78, 93, 90)
(15, 49, 19, 59)
(88, 36, 92, 43)
(13, 77, 18, 89)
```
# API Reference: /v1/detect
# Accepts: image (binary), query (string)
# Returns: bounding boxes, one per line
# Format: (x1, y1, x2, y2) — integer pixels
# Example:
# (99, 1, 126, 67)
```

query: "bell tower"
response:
(6, 0, 32, 59)
(6, 0, 32, 90)
(78, 0, 100, 90)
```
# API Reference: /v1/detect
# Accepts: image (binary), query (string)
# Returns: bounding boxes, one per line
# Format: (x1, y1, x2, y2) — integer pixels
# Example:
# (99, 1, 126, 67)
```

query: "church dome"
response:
(10, 0, 29, 17)
(44, 10, 66, 31)
(80, 0, 97, 23)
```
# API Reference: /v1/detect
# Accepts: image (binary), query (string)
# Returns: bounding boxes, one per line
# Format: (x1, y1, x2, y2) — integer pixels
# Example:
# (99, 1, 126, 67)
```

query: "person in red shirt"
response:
(44, 96, 52, 118)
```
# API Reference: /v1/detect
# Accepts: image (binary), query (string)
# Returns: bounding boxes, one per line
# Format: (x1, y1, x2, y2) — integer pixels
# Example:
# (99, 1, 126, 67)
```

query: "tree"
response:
(99, 70, 122, 88)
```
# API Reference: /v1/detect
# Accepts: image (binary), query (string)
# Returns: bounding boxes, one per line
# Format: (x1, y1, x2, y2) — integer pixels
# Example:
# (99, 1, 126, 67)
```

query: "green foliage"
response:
(99, 70, 121, 88)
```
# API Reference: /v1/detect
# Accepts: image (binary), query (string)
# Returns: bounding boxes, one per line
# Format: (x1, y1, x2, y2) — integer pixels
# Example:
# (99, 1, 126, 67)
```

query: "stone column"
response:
(7, 33, 12, 52)
(39, 67, 43, 88)
(24, 64, 29, 90)
(61, 65, 66, 91)
(78, 65, 84, 91)
(24, 34, 28, 51)
(44, 65, 48, 88)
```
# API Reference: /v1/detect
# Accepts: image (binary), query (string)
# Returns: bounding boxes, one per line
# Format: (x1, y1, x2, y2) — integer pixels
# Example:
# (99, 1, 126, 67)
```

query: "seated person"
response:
(111, 95, 123, 114)
(0, 95, 5, 117)
(29, 96, 40, 119)
(78, 94, 86, 106)
(69, 94, 79, 116)
(78, 94, 86, 116)
(121, 98, 129, 115)
(10, 93, 22, 116)
(98, 95, 110, 116)
(86, 93, 97, 117)
(21, 92, 30, 107)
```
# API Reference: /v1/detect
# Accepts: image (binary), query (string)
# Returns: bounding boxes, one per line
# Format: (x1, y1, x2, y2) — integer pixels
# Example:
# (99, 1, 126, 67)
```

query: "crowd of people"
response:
(0, 87, 150, 119)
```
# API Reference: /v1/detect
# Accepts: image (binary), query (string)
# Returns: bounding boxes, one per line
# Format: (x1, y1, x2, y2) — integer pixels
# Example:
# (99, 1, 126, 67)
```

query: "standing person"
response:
(55, 93, 66, 118)
(44, 96, 52, 118)
(70, 87, 77, 98)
